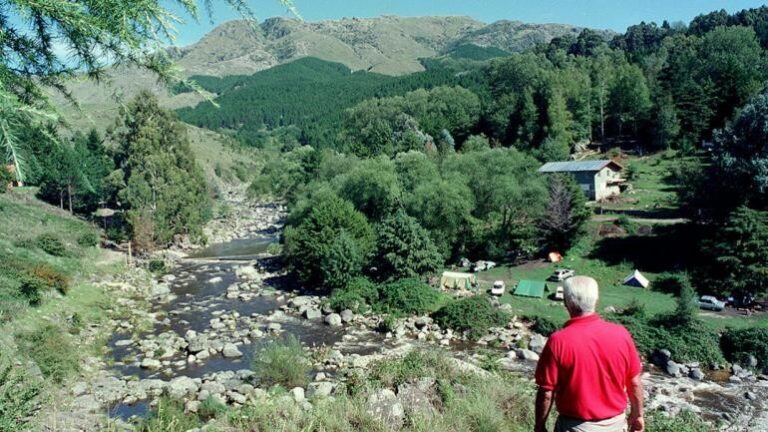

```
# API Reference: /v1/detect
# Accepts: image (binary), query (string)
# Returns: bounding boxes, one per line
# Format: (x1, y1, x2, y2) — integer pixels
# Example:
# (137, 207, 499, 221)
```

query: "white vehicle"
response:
(549, 268, 575, 281)
(491, 281, 505, 296)
(699, 295, 726, 312)
(553, 286, 564, 301)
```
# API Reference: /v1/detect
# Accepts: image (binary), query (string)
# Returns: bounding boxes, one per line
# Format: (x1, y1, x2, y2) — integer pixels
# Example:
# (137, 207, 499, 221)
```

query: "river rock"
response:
(222, 343, 243, 358)
(665, 361, 682, 377)
(304, 308, 322, 320)
(366, 389, 405, 430)
(325, 313, 342, 327)
(236, 265, 260, 281)
(529, 334, 547, 354)
(291, 387, 305, 402)
(515, 349, 540, 362)
(187, 335, 208, 354)
(168, 376, 199, 399)
(140, 358, 162, 370)
(689, 368, 705, 381)
(308, 381, 335, 398)
(340, 309, 354, 323)
(150, 282, 170, 297)
(397, 378, 437, 418)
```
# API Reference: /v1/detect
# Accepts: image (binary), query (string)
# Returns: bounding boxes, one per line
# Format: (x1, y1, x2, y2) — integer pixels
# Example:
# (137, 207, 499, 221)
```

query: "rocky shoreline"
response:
(39, 187, 768, 431)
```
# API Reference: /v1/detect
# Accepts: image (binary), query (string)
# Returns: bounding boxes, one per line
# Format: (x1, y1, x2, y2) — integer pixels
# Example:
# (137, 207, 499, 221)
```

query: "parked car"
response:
(491, 281, 505, 296)
(549, 268, 575, 281)
(699, 295, 726, 312)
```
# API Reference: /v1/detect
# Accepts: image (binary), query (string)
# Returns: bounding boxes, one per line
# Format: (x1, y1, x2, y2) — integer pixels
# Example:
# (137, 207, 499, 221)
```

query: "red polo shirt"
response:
(534, 314, 642, 421)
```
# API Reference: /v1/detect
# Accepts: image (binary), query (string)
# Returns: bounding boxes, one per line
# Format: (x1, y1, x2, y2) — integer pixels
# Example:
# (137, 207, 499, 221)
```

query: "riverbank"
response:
(12, 187, 767, 431)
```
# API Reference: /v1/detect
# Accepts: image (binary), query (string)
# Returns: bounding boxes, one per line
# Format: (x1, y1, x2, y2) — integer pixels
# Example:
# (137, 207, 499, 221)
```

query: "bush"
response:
(529, 316, 561, 337)
(0, 349, 40, 432)
(137, 397, 201, 432)
(28, 264, 70, 295)
(76, 230, 100, 247)
(18, 276, 46, 305)
(653, 272, 691, 296)
(148, 259, 166, 274)
(721, 327, 768, 369)
(35, 233, 68, 257)
(369, 350, 454, 389)
(377, 279, 444, 316)
(198, 395, 227, 421)
(15, 325, 79, 383)
(328, 277, 380, 312)
(615, 215, 637, 235)
(646, 410, 712, 432)
(433, 296, 509, 339)
(252, 336, 310, 389)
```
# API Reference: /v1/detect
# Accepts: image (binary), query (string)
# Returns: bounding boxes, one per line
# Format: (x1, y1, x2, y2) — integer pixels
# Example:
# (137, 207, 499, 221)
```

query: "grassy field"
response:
(464, 219, 768, 330)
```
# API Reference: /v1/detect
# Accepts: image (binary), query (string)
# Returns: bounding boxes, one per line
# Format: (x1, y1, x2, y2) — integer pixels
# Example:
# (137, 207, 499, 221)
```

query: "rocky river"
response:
(45, 189, 768, 431)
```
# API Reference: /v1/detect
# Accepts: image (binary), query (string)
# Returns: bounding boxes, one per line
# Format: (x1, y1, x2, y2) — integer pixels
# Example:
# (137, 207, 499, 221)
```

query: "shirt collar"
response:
(564, 313, 601, 327)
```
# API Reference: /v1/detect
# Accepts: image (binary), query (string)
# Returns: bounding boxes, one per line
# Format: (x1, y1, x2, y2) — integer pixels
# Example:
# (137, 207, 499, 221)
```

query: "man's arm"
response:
(535, 387, 554, 432)
(627, 373, 644, 432)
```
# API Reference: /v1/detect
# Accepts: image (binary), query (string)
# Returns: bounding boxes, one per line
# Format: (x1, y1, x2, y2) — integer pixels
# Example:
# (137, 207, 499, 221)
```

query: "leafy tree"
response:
(337, 157, 401, 221)
(461, 134, 491, 153)
(608, 63, 651, 136)
(284, 191, 374, 290)
(113, 92, 211, 248)
(540, 174, 590, 253)
(393, 151, 440, 194)
(375, 210, 443, 280)
(249, 145, 318, 201)
(0, 0, 294, 178)
(705, 206, 768, 297)
(407, 179, 475, 258)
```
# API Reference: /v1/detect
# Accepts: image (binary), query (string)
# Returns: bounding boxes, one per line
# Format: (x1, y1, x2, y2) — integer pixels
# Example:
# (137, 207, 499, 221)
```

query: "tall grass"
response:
(0, 350, 40, 432)
(251, 335, 311, 389)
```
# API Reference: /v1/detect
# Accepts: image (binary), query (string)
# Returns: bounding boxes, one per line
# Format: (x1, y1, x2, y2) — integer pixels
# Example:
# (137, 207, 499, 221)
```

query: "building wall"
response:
(572, 171, 597, 200)
(594, 167, 621, 201)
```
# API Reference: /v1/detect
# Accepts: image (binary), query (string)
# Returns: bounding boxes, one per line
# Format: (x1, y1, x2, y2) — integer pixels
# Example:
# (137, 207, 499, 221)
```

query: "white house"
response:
(538, 159, 624, 201)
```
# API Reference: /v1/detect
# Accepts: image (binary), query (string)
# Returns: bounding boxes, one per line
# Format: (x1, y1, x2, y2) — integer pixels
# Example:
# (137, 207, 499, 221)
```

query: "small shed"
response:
(538, 159, 624, 201)
(623, 270, 650, 288)
(441, 271, 477, 290)
(514, 280, 549, 298)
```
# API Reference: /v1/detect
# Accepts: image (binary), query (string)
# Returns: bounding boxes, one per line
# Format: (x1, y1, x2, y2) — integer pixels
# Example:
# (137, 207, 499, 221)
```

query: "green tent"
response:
(514, 280, 548, 298)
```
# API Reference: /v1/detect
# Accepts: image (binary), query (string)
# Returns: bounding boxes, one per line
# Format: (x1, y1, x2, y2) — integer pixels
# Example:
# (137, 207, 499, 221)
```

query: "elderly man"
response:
(534, 276, 644, 432)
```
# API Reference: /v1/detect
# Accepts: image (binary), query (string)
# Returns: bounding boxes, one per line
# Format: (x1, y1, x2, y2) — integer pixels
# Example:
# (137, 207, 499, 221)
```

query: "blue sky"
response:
(169, 0, 768, 46)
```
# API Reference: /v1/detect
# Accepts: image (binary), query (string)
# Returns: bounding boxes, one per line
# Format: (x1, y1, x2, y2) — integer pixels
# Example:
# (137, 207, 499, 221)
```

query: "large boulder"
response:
(236, 265, 261, 281)
(366, 389, 405, 430)
(168, 376, 199, 399)
(222, 343, 243, 358)
(140, 358, 162, 370)
(397, 378, 437, 418)
(304, 308, 322, 320)
(528, 334, 547, 355)
(515, 349, 540, 362)
(324, 313, 342, 327)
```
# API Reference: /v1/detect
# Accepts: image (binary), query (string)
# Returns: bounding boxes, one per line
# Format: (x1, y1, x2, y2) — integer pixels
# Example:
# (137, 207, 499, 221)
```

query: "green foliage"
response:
(198, 395, 227, 421)
(15, 325, 79, 384)
(115, 92, 212, 249)
(529, 316, 560, 337)
(147, 260, 166, 274)
(137, 397, 201, 432)
(375, 210, 443, 280)
(369, 350, 454, 389)
(653, 272, 691, 296)
(0, 350, 40, 432)
(460, 134, 491, 153)
(248, 146, 318, 201)
(721, 327, 768, 369)
(328, 277, 380, 313)
(284, 191, 374, 290)
(433, 296, 510, 339)
(377, 279, 445, 316)
(77, 231, 100, 248)
(35, 233, 67, 257)
(0, 168, 12, 194)
(28, 264, 70, 295)
(251, 336, 311, 389)
(646, 410, 712, 432)
(337, 157, 401, 221)
(615, 215, 637, 235)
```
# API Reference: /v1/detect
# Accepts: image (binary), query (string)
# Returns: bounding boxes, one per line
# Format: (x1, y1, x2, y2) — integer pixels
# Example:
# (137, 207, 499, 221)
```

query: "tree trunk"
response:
(67, 184, 73, 213)
(59, 191, 64, 209)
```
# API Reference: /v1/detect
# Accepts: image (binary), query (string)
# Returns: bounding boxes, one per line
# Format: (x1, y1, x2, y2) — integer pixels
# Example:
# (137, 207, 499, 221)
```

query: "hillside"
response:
(53, 15, 608, 131)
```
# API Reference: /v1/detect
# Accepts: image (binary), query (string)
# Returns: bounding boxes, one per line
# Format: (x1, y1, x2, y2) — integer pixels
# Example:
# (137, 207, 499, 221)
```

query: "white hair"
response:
(563, 276, 599, 315)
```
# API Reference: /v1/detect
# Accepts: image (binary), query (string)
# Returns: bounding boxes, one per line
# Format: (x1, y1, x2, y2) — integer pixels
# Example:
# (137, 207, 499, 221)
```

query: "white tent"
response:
(623, 270, 650, 288)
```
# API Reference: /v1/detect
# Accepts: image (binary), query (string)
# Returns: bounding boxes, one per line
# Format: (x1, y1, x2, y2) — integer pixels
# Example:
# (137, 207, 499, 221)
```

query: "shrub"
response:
(147, 259, 166, 274)
(721, 327, 768, 369)
(615, 215, 637, 235)
(15, 325, 79, 383)
(646, 410, 712, 432)
(137, 397, 201, 432)
(0, 349, 40, 432)
(369, 350, 454, 388)
(18, 276, 46, 305)
(328, 277, 380, 312)
(252, 336, 310, 389)
(197, 395, 227, 421)
(653, 272, 691, 296)
(0, 168, 13, 194)
(433, 296, 509, 339)
(76, 230, 100, 247)
(377, 279, 444, 316)
(529, 316, 561, 337)
(28, 264, 70, 295)
(35, 233, 67, 257)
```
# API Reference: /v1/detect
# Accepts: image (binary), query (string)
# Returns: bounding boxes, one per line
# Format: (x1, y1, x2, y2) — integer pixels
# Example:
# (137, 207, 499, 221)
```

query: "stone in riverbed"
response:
(308, 381, 335, 398)
(140, 358, 162, 370)
(168, 376, 199, 399)
(304, 308, 322, 320)
(222, 343, 243, 358)
(325, 313, 342, 327)
(291, 387, 305, 402)
(366, 389, 405, 430)
(515, 349, 540, 362)
(528, 334, 547, 354)
(340, 309, 354, 323)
